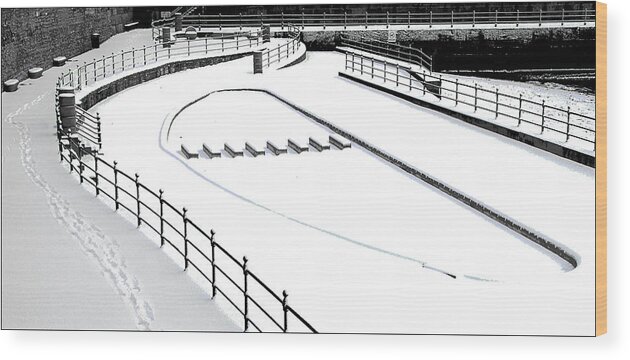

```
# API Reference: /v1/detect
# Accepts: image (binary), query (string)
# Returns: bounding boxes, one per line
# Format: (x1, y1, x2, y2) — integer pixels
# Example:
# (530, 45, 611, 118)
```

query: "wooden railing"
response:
(344, 51, 595, 148)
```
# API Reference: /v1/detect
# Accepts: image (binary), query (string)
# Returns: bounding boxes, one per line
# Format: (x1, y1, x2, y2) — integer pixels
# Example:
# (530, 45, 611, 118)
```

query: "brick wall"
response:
(1, 7, 134, 84)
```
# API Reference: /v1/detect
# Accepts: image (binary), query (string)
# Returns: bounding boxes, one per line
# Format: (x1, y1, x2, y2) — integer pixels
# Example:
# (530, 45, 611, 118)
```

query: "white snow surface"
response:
(2, 29, 238, 332)
(87, 50, 595, 335)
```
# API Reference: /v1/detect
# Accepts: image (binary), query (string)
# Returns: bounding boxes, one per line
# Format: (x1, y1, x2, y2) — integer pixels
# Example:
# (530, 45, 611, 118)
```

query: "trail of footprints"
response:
(181, 135, 351, 160)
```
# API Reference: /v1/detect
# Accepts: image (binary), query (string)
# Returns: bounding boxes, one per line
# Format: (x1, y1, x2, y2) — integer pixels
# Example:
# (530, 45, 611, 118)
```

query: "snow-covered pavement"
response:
(86, 50, 595, 334)
(2, 29, 238, 331)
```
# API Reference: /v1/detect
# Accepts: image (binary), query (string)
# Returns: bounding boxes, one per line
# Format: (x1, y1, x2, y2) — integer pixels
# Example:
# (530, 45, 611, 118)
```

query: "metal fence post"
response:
(562, 9, 565, 26)
(566, 106, 571, 141)
(239, 13, 242, 30)
(423, 70, 427, 95)
(396, 64, 399, 86)
(495, 88, 499, 118)
(541, 100, 546, 133)
(121, 51, 125, 71)
(183, 207, 188, 270)
(113, 161, 119, 210)
(517, 10, 520, 27)
(409, 73, 412, 91)
(359, 54, 363, 74)
(96, 113, 102, 150)
(135, 173, 141, 227)
(372, 58, 374, 79)
(143, 47, 146, 65)
(187, 40, 190, 56)
(94, 155, 99, 196)
(159, 189, 164, 247)
(518, 94, 523, 125)
(387, 11, 390, 28)
(219, 13, 222, 30)
(323, 12, 326, 29)
(365, 11, 368, 29)
(408, 11, 411, 28)
(154, 44, 158, 62)
(539, 9, 542, 26)
(281, 12, 284, 30)
(84, 62, 88, 85)
(242, 256, 249, 332)
(495, 10, 498, 27)
(439, 74, 443, 101)
(451, 10, 454, 27)
(102, 56, 106, 78)
(430, 11, 433, 28)
(455, 79, 459, 105)
(584, 8, 587, 25)
(302, 12, 305, 29)
(474, 83, 478, 111)
(282, 290, 289, 332)
(78, 144, 84, 183)
(383, 61, 387, 83)
(473, 10, 476, 27)
(344, 12, 347, 29)
(132, 48, 136, 68)
(210, 230, 217, 298)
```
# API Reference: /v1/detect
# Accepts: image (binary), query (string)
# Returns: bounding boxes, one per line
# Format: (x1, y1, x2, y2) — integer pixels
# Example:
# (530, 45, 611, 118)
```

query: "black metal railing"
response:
(343, 51, 595, 148)
(172, 8, 595, 30)
(57, 30, 264, 90)
(53, 130, 317, 333)
(339, 35, 433, 72)
(261, 24, 302, 68)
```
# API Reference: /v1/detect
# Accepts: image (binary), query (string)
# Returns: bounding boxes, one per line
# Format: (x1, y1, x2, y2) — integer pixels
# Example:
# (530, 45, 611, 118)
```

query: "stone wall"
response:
(1, 7, 134, 84)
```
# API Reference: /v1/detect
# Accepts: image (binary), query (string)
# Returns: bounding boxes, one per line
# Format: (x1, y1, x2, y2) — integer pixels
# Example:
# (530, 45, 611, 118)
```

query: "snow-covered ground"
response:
(86, 50, 595, 335)
(2, 29, 239, 331)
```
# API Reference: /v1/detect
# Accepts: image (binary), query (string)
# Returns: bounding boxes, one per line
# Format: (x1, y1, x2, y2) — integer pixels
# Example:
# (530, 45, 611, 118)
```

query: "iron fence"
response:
(339, 35, 433, 72)
(344, 51, 595, 148)
(57, 30, 264, 90)
(53, 129, 317, 333)
(261, 24, 302, 68)
(165, 8, 595, 31)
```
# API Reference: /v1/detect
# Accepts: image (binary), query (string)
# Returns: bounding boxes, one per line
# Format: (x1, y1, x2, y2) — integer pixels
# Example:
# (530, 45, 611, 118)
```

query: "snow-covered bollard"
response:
(253, 51, 263, 74)
(174, 12, 183, 32)
(53, 56, 67, 66)
(28, 67, 44, 79)
(262, 24, 271, 43)
(162, 27, 171, 48)
(3, 79, 19, 92)
(58, 92, 77, 131)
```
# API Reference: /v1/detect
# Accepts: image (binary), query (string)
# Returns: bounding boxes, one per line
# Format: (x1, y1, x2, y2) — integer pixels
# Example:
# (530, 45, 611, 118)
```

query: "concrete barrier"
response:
(329, 135, 351, 149)
(288, 139, 308, 153)
(245, 142, 265, 157)
(309, 137, 330, 152)
(224, 143, 243, 158)
(202, 143, 221, 158)
(267, 141, 288, 155)
(181, 144, 199, 159)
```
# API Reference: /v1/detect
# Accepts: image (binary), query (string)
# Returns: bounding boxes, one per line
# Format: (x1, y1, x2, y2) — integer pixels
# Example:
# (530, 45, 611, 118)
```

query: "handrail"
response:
(261, 24, 302, 68)
(339, 35, 433, 72)
(57, 30, 264, 91)
(168, 8, 595, 30)
(54, 29, 317, 332)
(53, 133, 317, 333)
(343, 50, 595, 149)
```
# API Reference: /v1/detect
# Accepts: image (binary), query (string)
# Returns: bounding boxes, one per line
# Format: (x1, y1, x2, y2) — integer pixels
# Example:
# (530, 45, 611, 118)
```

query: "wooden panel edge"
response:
(595, 1, 607, 337)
